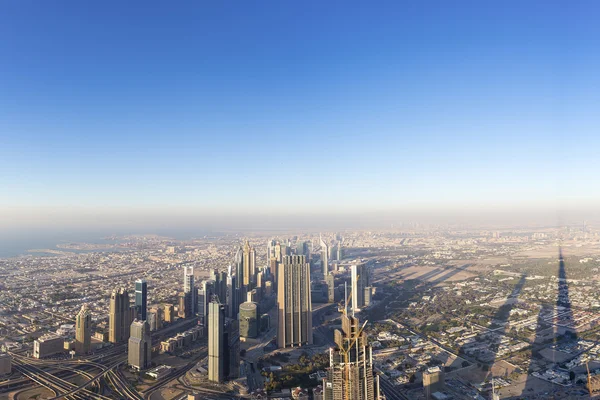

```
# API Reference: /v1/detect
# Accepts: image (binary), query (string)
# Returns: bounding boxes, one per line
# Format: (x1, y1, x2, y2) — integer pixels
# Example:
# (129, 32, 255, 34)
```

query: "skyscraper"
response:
(198, 280, 216, 325)
(226, 271, 239, 319)
(208, 300, 225, 382)
(326, 273, 336, 303)
(128, 319, 151, 371)
(242, 240, 256, 287)
(75, 304, 91, 354)
(109, 288, 131, 343)
(320, 235, 329, 279)
(135, 279, 147, 321)
(351, 263, 370, 312)
(184, 266, 197, 315)
(277, 255, 312, 348)
(322, 314, 380, 400)
(234, 246, 243, 289)
(164, 304, 174, 323)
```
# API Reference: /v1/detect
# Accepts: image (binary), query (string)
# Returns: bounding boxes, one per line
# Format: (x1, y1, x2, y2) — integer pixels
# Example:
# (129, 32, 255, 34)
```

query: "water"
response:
(0, 228, 220, 258)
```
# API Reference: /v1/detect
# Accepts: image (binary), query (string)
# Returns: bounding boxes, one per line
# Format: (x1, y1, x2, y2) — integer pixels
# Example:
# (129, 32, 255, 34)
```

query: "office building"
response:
(184, 266, 197, 315)
(239, 301, 258, 339)
(178, 292, 187, 319)
(323, 314, 380, 400)
(226, 272, 239, 319)
(148, 307, 163, 331)
(242, 240, 256, 287)
(320, 235, 329, 279)
(423, 366, 445, 400)
(198, 280, 216, 325)
(164, 304, 175, 323)
(277, 255, 312, 348)
(109, 288, 131, 343)
(128, 319, 151, 371)
(326, 273, 336, 303)
(135, 279, 147, 321)
(0, 353, 11, 375)
(33, 334, 65, 359)
(75, 304, 91, 354)
(208, 300, 225, 382)
(208, 300, 239, 382)
(351, 263, 370, 312)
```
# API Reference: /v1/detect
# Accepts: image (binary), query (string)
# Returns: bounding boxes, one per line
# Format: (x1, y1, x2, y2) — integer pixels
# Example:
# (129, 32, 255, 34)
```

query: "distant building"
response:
(178, 292, 187, 319)
(351, 263, 370, 312)
(277, 255, 312, 348)
(109, 288, 131, 343)
(135, 279, 148, 321)
(423, 366, 445, 400)
(242, 240, 256, 287)
(34, 334, 65, 359)
(320, 235, 329, 279)
(184, 266, 197, 315)
(164, 304, 175, 323)
(75, 304, 92, 354)
(326, 273, 336, 303)
(128, 319, 151, 371)
(148, 307, 163, 331)
(239, 301, 258, 339)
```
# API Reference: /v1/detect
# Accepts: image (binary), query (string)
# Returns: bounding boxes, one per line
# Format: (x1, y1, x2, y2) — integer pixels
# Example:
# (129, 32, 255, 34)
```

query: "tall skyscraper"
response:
(135, 279, 147, 321)
(226, 271, 239, 319)
(184, 266, 197, 315)
(320, 235, 329, 279)
(234, 246, 244, 289)
(323, 314, 380, 400)
(277, 255, 312, 348)
(242, 240, 256, 287)
(75, 304, 91, 354)
(128, 319, 151, 371)
(351, 263, 370, 312)
(326, 273, 336, 303)
(208, 300, 225, 382)
(198, 280, 216, 325)
(109, 288, 131, 343)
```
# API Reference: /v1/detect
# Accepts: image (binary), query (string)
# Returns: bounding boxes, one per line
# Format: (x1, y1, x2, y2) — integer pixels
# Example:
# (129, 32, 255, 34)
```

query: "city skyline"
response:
(2, 1, 600, 228)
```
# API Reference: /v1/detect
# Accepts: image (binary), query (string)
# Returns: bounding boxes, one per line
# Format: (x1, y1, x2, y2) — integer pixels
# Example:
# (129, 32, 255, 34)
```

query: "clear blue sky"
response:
(1, 1, 599, 221)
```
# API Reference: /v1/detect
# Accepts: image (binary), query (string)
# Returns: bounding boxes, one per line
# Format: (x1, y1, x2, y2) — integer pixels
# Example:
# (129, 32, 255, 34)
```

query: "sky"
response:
(1, 1, 600, 231)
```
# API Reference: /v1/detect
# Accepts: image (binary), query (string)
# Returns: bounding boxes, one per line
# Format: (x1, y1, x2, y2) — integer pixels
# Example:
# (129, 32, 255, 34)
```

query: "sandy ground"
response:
(390, 265, 476, 283)
(150, 387, 184, 400)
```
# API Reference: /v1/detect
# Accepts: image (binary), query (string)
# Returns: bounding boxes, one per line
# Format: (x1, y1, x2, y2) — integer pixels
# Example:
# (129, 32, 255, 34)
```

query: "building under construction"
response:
(322, 312, 382, 400)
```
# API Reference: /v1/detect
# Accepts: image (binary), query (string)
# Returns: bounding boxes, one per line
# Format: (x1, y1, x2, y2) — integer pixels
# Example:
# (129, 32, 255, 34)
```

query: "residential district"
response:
(2, 225, 600, 399)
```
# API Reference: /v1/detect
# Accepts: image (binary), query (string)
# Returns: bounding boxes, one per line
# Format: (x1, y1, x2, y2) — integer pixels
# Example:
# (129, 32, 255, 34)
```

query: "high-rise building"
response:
(178, 292, 187, 319)
(184, 266, 197, 315)
(164, 304, 175, 323)
(208, 300, 225, 382)
(226, 272, 239, 319)
(242, 240, 256, 287)
(128, 319, 151, 371)
(234, 246, 244, 289)
(423, 366, 444, 400)
(135, 279, 147, 321)
(208, 299, 240, 382)
(148, 307, 163, 331)
(109, 288, 131, 343)
(75, 304, 91, 354)
(277, 255, 312, 348)
(351, 263, 370, 312)
(239, 301, 258, 339)
(198, 280, 216, 325)
(322, 314, 381, 400)
(326, 273, 336, 303)
(320, 235, 329, 279)
(336, 241, 343, 261)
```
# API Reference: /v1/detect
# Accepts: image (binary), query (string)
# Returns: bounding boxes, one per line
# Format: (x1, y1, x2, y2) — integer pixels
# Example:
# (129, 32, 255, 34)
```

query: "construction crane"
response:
(337, 277, 369, 400)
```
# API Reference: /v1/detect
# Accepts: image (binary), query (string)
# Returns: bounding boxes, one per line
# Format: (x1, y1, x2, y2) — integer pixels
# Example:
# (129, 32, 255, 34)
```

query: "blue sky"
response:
(1, 1, 599, 220)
